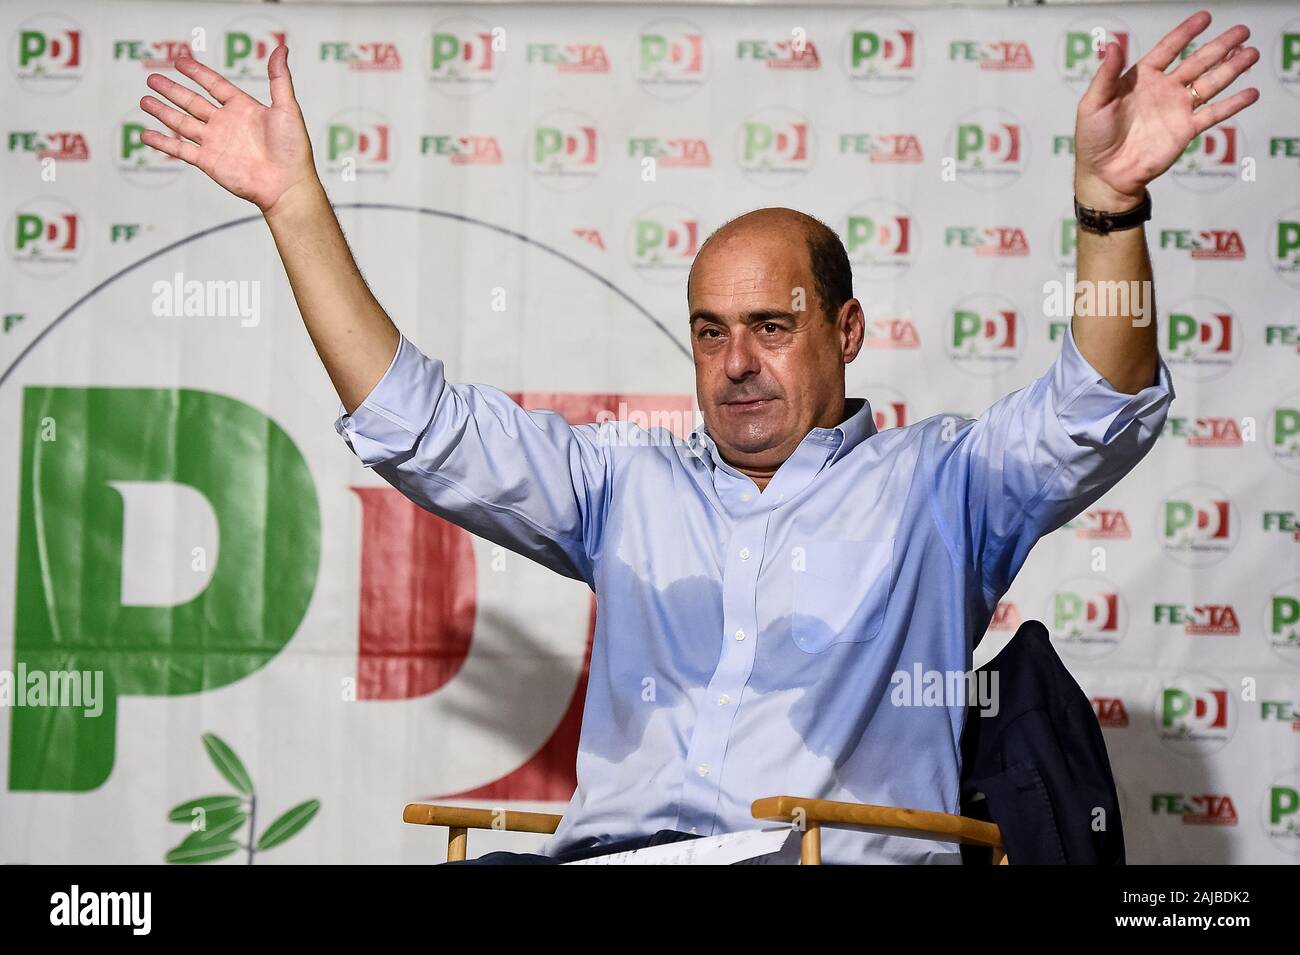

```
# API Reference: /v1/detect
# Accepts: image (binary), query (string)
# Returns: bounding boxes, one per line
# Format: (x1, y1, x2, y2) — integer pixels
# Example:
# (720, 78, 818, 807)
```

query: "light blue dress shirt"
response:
(336, 324, 1174, 863)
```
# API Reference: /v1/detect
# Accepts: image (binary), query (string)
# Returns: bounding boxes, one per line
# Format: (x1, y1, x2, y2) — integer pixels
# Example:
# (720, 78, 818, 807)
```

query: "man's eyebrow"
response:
(688, 309, 799, 325)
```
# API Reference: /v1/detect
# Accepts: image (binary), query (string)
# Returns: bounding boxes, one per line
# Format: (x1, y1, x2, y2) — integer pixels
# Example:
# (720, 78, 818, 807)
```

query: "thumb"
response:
(1082, 40, 1124, 107)
(268, 43, 296, 107)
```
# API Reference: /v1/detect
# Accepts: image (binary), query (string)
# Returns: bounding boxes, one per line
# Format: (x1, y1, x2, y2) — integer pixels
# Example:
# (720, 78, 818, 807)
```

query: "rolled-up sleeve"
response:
(931, 322, 1175, 600)
(334, 334, 612, 585)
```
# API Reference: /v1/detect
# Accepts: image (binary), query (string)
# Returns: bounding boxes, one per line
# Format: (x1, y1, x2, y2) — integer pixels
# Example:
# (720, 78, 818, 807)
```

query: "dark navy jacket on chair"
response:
(959, 619, 1126, 865)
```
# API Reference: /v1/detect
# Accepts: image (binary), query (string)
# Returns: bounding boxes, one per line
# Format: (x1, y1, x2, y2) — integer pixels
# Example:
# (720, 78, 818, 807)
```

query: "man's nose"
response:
(723, 330, 761, 382)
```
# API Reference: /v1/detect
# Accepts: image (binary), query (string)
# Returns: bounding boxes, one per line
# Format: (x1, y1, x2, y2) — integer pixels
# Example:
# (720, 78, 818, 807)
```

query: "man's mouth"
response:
(722, 397, 776, 410)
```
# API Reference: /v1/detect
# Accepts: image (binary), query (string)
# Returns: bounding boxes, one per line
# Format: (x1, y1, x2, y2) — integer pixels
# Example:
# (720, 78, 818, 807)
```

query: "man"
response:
(139, 11, 1257, 863)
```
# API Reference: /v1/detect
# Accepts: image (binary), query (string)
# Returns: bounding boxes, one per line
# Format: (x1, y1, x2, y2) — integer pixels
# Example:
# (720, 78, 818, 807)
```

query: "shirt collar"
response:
(686, 397, 878, 465)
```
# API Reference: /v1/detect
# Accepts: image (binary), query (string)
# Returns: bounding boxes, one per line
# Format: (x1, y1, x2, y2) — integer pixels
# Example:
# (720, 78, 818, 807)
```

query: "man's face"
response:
(687, 228, 863, 474)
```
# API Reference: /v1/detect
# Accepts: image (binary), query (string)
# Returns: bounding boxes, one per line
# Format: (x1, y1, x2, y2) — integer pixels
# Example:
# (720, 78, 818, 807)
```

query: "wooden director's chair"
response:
(403, 795, 1008, 865)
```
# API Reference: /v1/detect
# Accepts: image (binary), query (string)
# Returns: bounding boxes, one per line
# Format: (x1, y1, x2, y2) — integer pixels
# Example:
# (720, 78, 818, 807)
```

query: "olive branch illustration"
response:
(166, 732, 320, 864)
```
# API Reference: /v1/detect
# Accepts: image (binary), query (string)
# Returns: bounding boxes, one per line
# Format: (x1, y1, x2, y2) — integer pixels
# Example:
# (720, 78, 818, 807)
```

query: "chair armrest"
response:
(752, 795, 1004, 863)
(403, 803, 562, 834)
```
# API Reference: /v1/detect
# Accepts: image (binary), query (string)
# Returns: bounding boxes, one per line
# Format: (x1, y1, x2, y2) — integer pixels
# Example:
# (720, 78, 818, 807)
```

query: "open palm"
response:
(1075, 11, 1260, 204)
(139, 46, 316, 214)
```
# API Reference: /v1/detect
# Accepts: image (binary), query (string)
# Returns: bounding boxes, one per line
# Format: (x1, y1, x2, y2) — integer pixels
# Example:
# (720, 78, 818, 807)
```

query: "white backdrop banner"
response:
(1, 0, 1298, 863)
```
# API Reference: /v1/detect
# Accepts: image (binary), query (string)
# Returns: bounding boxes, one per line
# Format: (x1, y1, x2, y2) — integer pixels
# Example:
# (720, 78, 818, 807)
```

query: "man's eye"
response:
(700, 327, 721, 339)
(762, 322, 781, 334)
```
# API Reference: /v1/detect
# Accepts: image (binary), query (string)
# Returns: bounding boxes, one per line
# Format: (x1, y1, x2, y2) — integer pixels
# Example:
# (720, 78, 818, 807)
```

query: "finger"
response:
(1173, 23, 1250, 82)
(139, 128, 200, 165)
(140, 95, 205, 144)
(1189, 45, 1260, 103)
(1082, 40, 1125, 106)
(145, 73, 215, 122)
(173, 54, 246, 106)
(267, 44, 296, 108)
(1192, 87, 1260, 135)
(1141, 9, 1212, 71)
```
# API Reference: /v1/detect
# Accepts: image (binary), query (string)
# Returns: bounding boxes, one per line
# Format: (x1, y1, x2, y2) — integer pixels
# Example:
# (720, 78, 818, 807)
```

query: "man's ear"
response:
(839, 299, 865, 364)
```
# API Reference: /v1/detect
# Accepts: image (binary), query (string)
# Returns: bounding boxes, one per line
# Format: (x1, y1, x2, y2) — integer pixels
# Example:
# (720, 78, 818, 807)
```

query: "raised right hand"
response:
(139, 45, 317, 215)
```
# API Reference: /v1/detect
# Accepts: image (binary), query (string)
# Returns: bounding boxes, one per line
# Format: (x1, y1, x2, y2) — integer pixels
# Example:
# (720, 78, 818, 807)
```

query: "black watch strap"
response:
(1074, 189, 1152, 236)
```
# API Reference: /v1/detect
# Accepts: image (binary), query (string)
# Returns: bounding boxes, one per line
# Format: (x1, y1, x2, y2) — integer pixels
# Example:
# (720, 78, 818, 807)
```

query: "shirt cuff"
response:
(333, 334, 444, 467)
(1052, 322, 1175, 446)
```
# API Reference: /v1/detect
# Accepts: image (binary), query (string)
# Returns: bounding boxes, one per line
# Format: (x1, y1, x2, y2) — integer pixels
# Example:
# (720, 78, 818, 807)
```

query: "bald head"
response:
(688, 208, 853, 323)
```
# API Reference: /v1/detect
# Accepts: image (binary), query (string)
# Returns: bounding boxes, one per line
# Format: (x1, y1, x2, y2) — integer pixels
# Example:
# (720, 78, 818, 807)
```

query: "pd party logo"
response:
(323, 109, 395, 177)
(1163, 297, 1240, 380)
(117, 110, 184, 186)
(843, 16, 920, 95)
(12, 13, 85, 94)
(1275, 17, 1300, 98)
(945, 292, 1024, 376)
(1059, 16, 1133, 90)
(842, 199, 916, 281)
(1271, 207, 1300, 288)
(1265, 581, 1300, 665)
(427, 16, 502, 93)
(1158, 483, 1238, 566)
(1263, 769, 1300, 855)
(1171, 124, 1245, 192)
(1048, 576, 1127, 659)
(628, 204, 700, 283)
(221, 15, 287, 82)
(530, 109, 600, 189)
(8, 198, 81, 276)
(1269, 394, 1300, 474)
(947, 108, 1027, 190)
(1155, 673, 1234, 756)
(736, 107, 814, 187)
(635, 19, 709, 99)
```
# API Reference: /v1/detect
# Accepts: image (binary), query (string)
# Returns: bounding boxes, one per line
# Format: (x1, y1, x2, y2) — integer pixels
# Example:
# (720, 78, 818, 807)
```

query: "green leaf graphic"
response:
(256, 799, 321, 851)
(167, 794, 244, 823)
(201, 732, 253, 795)
(165, 840, 240, 864)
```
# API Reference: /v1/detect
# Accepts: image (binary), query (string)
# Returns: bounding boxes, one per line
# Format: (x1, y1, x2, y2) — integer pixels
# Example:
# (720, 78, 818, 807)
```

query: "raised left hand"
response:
(1074, 10, 1260, 209)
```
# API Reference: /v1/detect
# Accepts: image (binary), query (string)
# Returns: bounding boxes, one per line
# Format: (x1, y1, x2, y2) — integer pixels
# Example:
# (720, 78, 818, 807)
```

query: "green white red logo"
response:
(843, 200, 915, 279)
(1048, 576, 1127, 659)
(1265, 581, 1300, 664)
(8, 198, 81, 276)
(221, 15, 287, 82)
(1158, 484, 1238, 566)
(12, 14, 85, 93)
(844, 16, 919, 94)
(1164, 298, 1239, 379)
(948, 108, 1027, 189)
(530, 109, 600, 189)
(1155, 673, 1234, 756)
(629, 205, 700, 282)
(635, 19, 709, 98)
(1270, 208, 1300, 287)
(945, 292, 1023, 375)
(427, 16, 500, 93)
(1268, 393, 1300, 474)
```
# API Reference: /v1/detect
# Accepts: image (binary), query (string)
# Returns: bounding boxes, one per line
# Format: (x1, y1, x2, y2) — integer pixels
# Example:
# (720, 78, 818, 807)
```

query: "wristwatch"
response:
(1073, 189, 1152, 236)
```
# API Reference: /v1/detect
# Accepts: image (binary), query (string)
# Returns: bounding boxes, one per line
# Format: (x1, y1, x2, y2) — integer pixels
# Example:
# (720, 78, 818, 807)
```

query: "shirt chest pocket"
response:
(788, 537, 895, 653)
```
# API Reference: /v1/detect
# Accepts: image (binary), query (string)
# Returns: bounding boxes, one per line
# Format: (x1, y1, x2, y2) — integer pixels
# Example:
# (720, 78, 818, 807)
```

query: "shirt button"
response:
(739, 547, 750, 561)
(697, 764, 710, 776)
(718, 694, 730, 706)
(734, 628, 746, 641)
(690, 827, 698, 834)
